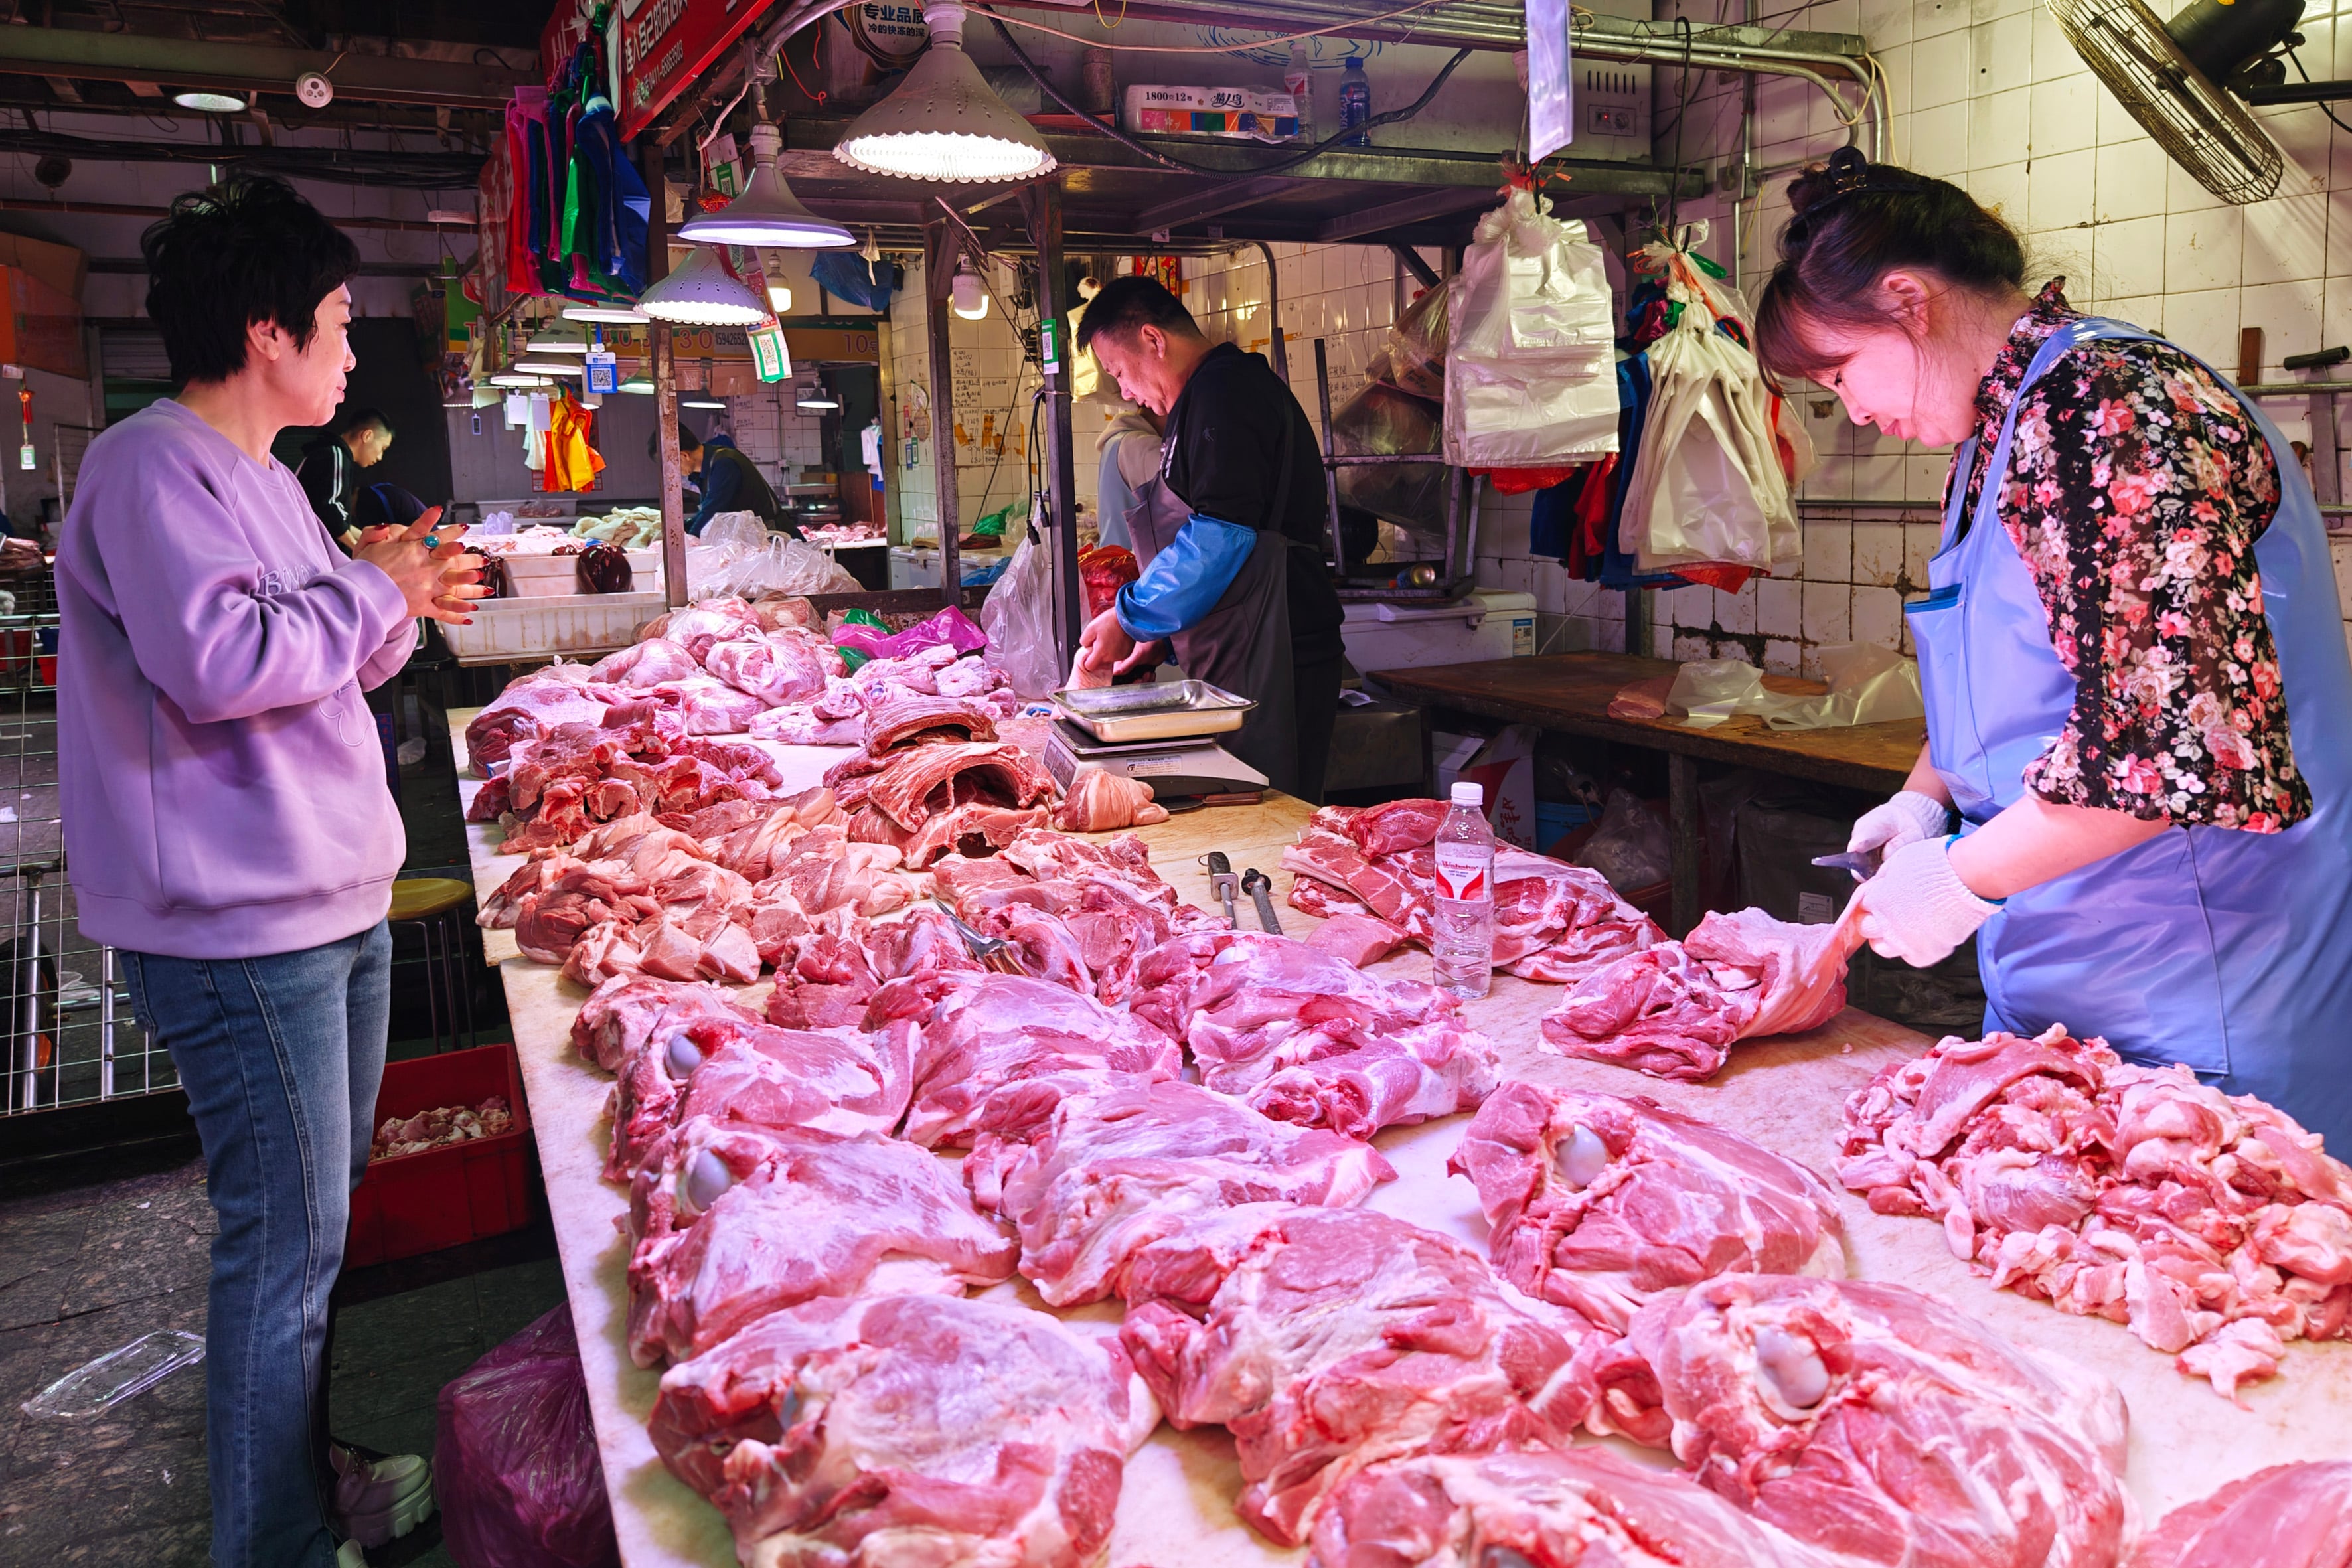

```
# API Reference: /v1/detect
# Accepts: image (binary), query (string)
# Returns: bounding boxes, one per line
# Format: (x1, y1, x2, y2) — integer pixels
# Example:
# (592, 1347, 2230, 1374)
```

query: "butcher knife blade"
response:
(1206, 851, 1239, 928)
(1811, 847, 1882, 882)
(1241, 868, 1283, 935)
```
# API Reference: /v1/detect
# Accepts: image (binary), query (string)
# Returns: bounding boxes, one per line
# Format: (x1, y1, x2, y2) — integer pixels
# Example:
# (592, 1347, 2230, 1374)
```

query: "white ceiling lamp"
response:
(833, 0, 1056, 183)
(680, 123, 854, 248)
(527, 323, 591, 353)
(562, 299, 649, 324)
(682, 396, 728, 410)
(489, 371, 552, 388)
(637, 245, 770, 326)
(950, 256, 990, 321)
(173, 88, 249, 113)
(619, 375, 655, 394)
(514, 356, 585, 377)
(795, 381, 840, 410)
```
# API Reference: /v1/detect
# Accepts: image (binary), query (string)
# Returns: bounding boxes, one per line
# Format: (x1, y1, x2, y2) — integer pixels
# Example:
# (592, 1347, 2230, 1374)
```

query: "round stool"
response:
(389, 878, 478, 1054)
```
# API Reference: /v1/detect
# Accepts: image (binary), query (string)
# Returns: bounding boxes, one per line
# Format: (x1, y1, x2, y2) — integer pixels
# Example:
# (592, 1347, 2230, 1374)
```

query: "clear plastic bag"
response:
(435, 1306, 619, 1568)
(716, 535, 860, 597)
(1573, 787, 1672, 892)
(698, 512, 769, 556)
(1386, 285, 1450, 400)
(1666, 645, 1923, 731)
(1331, 370, 1450, 544)
(1443, 188, 1620, 468)
(21, 1330, 204, 1419)
(979, 527, 1064, 698)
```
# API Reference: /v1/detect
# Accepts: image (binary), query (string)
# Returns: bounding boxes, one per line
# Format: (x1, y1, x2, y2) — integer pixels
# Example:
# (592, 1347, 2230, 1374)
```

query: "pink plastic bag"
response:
(833, 605, 989, 663)
(435, 1306, 619, 1568)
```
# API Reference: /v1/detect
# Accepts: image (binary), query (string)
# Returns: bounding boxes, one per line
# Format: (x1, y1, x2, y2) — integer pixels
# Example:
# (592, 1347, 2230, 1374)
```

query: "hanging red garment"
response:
(540, 392, 607, 493)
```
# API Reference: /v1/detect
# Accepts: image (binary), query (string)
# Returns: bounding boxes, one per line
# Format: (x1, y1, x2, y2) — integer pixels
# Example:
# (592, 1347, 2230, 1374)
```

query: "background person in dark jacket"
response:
(680, 426, 786, 536)
(294, 406, 394, 554)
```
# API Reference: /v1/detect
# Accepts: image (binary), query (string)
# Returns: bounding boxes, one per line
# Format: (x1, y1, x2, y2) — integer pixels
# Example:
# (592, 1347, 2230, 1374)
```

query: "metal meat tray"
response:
(1050, 680, 1255, 742)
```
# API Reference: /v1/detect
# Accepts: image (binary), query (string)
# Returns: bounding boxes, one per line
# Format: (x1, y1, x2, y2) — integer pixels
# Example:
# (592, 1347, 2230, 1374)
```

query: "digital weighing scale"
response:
(1044, 681, 1271, 807)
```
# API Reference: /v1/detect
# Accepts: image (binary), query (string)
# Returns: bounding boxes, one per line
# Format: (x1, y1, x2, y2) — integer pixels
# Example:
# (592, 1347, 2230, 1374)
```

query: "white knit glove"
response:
(1855, 836, 1998, 967)
(1849, 789, 1951, 859)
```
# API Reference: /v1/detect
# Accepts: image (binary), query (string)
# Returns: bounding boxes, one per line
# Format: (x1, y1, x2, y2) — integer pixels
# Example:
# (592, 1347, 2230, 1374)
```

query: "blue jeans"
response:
(122, 921, 392, 1568)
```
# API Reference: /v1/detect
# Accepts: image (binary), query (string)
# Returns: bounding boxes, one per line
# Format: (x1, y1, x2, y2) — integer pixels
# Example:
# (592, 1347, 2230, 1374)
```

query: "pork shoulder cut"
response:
(649, 1293, 1158, 1568)
(894, 973, 1183, 1148)
(2130, 1461, 2352, 1568)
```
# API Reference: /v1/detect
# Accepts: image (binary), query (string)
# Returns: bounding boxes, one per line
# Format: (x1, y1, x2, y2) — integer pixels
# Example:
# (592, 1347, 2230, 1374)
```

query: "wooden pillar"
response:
(923, 217, 961, 609)
(642, 141, 687, 609)
(1021, 177, 1081, 666)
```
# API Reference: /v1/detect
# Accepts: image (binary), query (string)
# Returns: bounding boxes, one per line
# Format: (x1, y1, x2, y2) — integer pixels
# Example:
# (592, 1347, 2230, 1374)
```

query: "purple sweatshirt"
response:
(58, 399, 416, 959)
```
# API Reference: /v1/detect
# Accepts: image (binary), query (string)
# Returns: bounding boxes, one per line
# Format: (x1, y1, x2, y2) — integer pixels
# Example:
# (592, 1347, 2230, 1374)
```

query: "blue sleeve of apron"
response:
(686, 456, 738, 536)
(1115, 513, 1257, 639)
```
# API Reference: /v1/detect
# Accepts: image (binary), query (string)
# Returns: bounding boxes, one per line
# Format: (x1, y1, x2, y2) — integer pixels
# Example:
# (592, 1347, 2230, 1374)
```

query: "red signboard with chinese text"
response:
(616, 0, 782, 141)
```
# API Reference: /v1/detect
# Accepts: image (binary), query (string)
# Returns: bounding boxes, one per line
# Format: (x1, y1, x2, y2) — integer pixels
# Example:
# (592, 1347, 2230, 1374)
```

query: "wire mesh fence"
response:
(0, 560, 174, 1116)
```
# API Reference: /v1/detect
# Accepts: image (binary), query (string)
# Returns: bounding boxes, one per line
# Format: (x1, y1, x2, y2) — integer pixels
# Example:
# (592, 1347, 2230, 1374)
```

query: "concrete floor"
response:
(0, 667, 567, 1566)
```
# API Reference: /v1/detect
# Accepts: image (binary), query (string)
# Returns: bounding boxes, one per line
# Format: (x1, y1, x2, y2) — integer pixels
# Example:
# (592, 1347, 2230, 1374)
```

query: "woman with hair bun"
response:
(1755, 147, 2352, 1146)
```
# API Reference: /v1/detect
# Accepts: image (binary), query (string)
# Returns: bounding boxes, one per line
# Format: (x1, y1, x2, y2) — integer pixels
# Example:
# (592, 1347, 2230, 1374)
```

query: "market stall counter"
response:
(451, 710, 2352, 1568)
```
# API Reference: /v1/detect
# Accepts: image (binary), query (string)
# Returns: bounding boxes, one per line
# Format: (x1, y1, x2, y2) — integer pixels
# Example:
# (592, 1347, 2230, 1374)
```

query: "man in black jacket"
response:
(294, 407, 394, 554)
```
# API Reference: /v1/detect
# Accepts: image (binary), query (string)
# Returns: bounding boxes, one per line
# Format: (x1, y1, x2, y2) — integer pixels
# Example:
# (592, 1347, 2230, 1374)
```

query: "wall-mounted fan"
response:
(2049, 0, 2350, 204)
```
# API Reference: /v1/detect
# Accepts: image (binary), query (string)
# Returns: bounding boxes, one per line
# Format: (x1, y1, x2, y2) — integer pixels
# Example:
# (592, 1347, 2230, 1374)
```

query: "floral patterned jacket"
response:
(1952, 281, 2308, 832)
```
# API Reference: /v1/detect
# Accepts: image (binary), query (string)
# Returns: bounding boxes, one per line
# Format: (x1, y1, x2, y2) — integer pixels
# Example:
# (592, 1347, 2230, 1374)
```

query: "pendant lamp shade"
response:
(562, 300, 649, 324)
(680, 125, 855, 248)
(638, 244, 771, 326)
(834, 1, 1056, 182)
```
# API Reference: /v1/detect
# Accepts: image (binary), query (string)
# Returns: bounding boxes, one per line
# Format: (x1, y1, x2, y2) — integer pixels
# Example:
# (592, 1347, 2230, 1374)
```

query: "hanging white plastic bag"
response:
(1443, 187, 1620, 469)
(980, 526, 1063, 699)
(1618, 264, 1798, 572)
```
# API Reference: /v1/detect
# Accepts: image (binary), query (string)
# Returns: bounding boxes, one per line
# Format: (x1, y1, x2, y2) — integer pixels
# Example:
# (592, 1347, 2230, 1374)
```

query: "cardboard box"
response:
(1434, 723, 1539, 850)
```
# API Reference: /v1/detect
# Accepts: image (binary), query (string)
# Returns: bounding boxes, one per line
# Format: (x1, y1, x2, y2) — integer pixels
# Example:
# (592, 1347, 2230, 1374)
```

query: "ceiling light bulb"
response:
(950, 258, 990, 320)
(562, 300, 650, 324)
(797, 391, 841, 409)
(833, 1, 1056, 183)
(173, 89, 248, 113)
(767, 280, 793, 313)
(514, 356, 584, 376)
(682, 396, 728, 410)
(680, 124, 854, 248)
(637, 245, 770, 326)
(489, 372, 552, 388)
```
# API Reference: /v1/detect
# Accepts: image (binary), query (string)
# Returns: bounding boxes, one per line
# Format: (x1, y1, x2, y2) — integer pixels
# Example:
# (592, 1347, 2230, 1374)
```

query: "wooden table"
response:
(1366, 652, 1927, 935)
(449, 708, 2352, 1568)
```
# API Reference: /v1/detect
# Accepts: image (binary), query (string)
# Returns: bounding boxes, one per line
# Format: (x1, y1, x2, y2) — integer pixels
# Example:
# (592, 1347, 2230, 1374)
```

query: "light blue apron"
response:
(1907, 317, 2352, 1148)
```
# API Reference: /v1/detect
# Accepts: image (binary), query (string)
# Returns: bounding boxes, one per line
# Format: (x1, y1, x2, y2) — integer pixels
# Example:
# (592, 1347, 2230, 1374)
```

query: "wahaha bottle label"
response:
(1434, 844, 1488, 900)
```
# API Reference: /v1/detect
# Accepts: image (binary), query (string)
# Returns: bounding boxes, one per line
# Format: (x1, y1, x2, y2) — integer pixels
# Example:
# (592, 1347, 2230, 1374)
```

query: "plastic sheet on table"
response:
(1666, 644, 1923, 731)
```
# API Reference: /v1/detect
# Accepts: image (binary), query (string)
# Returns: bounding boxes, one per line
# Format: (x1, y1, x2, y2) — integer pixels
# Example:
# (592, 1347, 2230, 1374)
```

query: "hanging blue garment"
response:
(812, 252, 899, 313)
(1908, 316, 2352, 1147)
(571, 96, 648, 295)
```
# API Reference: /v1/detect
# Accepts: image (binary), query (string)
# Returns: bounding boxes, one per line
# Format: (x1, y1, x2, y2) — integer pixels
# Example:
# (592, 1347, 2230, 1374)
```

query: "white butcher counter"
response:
(448, 708, 2352, 1568)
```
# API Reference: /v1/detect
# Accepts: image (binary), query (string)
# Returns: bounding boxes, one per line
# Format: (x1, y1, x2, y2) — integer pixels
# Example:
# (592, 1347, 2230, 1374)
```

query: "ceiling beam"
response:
(0, 195, 471, 232)
(1134, 175, 1305, 236)
(1315, 185, 1500, 243)
(0, 25, 528, 109)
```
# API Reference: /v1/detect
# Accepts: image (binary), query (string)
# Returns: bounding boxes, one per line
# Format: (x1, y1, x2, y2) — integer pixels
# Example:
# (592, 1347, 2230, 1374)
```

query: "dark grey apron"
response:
(1125, 427, 1301, 797)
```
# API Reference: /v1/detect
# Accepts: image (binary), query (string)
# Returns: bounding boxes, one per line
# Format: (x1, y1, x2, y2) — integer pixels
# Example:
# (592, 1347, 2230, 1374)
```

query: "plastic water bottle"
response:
(1340, 57, 1372, 145)
(1431, 781, 1496, 999)
(1285, 40, 1315, 145)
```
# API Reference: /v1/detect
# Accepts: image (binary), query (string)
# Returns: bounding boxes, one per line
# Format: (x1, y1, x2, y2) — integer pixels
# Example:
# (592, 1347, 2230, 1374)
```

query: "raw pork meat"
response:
(463, 666, 609, 773)
(1683, 905, 1855, 1040)
(1615, 1274, 2130, 1568)
(866, 905, 984, 979)
(623, 1125, 1015, 1366)
(643, 598, 759, 660)
(1314, 1447, 1875, 1568)
(863, 692, 998, 755)
(649, 1293, 1158, 1568)
(1839, 1024, 2352, 1398)
(761, 921, 880, 1030)
(2132, 1461, 2352, 1568)
(1449, 1083, 1845, 1332)
(1304, 913, 1407, 967)
(1129, 931, 1496, 1135)
(864, 741, 1056, 831)
(588, 636, 700, 688)
(898, 802, 1054, 869)
(893, 973, 1182, 1148)
(702, 629, 840, 706)
(568, 973, 760, 1073)
(643, 675, 766, 734)
(1324, 798, 1448, 857)
(747, 703, 863, 746)
(1119, 1204, 1606, 1545)
(1051, 767, 1169, 832)
(977, 1077, 1396, 1304)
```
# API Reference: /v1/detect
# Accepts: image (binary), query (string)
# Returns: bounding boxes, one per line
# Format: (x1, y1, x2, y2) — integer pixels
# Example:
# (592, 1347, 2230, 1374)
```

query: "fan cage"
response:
(2047, 0, 2284, 205)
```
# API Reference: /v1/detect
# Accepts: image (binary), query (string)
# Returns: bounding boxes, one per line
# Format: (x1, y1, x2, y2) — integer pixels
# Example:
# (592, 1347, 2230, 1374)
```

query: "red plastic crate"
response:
(347, 1040, 533, 1268)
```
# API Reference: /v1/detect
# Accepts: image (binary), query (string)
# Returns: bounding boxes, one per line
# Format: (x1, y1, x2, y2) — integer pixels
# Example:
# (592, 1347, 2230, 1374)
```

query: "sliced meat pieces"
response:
(1304, 913, 1407, 967)
(896, 973, 1183, 1148)
(649, 1293, 1158, 1568)
(1618, 1274, 2131, 1568)
(1119, 1204, 1606, 1547)
(2132, 1461, 2352, 1568)
(863, 692, 998, 755)
(1052, 766, 1169, 832)
(623, 1125, 1015, 1366)
(978, 1077, 1396, 1305)
(1539, 944, 1748, 1081)
(1315, 1447, 1877, 1568)
(1449, 1083, 1846, 1334)
(1129, 931, 1496, 1135)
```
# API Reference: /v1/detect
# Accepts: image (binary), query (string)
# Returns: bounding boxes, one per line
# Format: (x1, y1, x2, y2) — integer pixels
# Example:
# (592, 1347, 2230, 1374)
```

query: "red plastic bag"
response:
(1079, 545, 1138, 619)
(435, 1306, 619, 1568)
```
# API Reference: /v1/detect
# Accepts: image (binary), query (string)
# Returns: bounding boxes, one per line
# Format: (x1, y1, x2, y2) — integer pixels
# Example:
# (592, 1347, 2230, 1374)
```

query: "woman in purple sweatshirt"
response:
(57, 179, 484, 1568)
